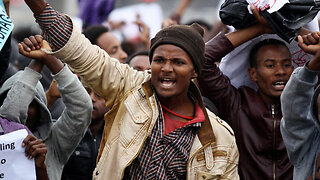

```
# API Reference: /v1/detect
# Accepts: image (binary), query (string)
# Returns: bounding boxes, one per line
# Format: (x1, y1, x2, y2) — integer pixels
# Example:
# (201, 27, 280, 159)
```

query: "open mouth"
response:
(272, 81, 286, 89)
(160, 78, 176, 88)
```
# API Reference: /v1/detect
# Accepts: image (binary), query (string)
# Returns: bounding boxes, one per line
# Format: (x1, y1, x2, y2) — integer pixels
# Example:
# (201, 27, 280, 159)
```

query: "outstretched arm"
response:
(21, 1, 151, 108)
(23, 0, 72, 50)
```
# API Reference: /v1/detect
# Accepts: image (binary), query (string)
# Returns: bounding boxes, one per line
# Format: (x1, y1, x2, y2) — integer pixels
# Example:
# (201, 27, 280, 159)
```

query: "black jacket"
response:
(61, 127, 103, 180)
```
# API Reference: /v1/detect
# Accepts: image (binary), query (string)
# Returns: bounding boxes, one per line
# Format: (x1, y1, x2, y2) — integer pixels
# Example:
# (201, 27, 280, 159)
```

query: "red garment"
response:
(125, 103, 203, 179)
(164, 104, 205, 135)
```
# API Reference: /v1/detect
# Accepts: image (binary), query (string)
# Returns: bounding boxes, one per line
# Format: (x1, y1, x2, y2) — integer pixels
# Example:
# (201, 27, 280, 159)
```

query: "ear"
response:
(192, 70, 198, 79)
(248, 67, 258, 82)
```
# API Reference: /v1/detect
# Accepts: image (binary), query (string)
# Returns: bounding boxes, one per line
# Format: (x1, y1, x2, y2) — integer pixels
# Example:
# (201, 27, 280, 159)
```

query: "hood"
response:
(0, 71, 52, 139)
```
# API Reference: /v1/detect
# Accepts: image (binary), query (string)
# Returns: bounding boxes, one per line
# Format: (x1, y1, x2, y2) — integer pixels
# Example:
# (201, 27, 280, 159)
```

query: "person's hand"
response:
(46, 79, 61, 108)
(169, 13, 181, 24)
(301, 32, 320, 46)
(19, 35, 64, 74)
(134, 19, 150, 49)
(21, 35, 43, 51)
(18, 35, 51, 60)
(298, 32, 320, 55)
(161, 18, 178, 29)
(22, 134, 47, 169)
(108, 20, 126, 30)
(250, 5, 273, 34)
(299, 32, 320, 71)
(47, 79, 60, 99)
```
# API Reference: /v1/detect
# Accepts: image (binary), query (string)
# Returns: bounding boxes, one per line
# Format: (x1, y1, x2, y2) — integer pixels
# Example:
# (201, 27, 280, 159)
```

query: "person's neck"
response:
(159, 95, 195, 118)
(89, 119, 104, 138)
(258, 90, 280, 105)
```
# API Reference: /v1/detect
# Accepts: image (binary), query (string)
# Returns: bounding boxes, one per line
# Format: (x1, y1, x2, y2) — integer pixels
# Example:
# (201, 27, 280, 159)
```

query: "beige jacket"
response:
(49, 24, 239, 180)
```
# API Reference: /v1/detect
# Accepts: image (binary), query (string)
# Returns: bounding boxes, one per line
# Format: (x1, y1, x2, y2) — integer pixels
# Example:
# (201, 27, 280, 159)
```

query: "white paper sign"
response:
(0, 0, 14, 51)
(108, 2, 162, 41)
(0, 129, 36, 180)
(247, 0, 289, 13)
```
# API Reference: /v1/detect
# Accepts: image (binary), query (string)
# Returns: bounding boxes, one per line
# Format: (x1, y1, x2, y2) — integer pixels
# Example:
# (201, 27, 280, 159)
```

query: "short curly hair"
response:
(249, 39, 289, 68)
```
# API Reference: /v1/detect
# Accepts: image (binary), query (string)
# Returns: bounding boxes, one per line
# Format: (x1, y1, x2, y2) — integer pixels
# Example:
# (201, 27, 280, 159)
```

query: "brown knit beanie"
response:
(149, 23, 205, 75)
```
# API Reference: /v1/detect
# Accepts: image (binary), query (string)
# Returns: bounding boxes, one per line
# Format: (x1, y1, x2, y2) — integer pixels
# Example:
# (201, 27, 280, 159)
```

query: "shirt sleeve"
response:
(280, 65, 320, 165)
(35, 4, 73, 50)
(197, 33, 240, 123)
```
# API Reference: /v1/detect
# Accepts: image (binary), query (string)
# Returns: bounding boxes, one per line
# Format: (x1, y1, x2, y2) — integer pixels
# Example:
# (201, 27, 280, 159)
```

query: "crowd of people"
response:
(2, 0, 320, 179)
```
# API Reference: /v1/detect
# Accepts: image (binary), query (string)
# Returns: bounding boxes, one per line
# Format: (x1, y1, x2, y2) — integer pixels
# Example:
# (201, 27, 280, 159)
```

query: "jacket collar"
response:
(141, 80, 216, 146)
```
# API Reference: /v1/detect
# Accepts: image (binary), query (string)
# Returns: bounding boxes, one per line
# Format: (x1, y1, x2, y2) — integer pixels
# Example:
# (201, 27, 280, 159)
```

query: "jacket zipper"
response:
(272, 104, 276, 180)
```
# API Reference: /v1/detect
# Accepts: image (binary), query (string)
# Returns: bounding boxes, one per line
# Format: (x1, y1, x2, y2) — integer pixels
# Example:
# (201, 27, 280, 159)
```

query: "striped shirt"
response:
(36, 4, 72, 50)
(124, 104, 203, 179)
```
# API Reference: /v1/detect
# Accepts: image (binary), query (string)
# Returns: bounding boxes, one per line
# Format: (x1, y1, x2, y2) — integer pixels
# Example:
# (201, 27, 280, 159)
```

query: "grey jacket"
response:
(0, 65, 92, 180)
(280, 65, 320, 180)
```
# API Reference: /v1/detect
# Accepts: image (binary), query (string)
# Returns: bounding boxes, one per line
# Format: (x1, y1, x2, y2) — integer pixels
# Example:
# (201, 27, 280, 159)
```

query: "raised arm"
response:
(22, 1, 149, 109)
(198, 6, 272, 121)
(225, 6, 273, 47)
(0, 35, 56, 126)
(280, 32, 320, 166)
(170, 0, 193, 23)
(19, 36, 93, 164)
(0, 60, 44, 125)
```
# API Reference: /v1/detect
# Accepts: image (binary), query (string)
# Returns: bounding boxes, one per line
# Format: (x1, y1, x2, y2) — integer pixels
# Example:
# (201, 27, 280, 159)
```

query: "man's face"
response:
(85, 87, 108, 123)
(97, 32, 128, 63)
(248, 44, 293, 104)
(151, 44, 197, 102)
(129, 55, 151, 71)
(26, 100, 40, 132)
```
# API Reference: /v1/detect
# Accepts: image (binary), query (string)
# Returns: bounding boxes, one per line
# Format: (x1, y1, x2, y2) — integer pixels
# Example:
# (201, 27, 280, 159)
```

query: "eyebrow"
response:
(264, 58, 291, 63)
(264, 59, 275, 63)
(172, 57, 184, 61)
